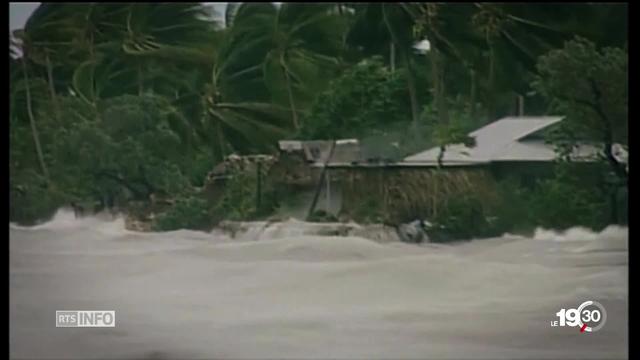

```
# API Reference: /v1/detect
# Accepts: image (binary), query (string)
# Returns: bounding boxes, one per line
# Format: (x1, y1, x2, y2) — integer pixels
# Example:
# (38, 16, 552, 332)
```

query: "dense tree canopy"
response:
(10, 2, 628, 231)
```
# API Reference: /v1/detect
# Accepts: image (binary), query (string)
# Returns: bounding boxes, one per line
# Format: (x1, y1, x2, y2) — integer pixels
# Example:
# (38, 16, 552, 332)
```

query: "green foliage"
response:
(489, 177, 537, 235)
(429, 192, 496, 242)
(533, 37, 627, 146)
(356, 97, 481, 164)
(10, 170, 66, 225)
(152, 195, 211, 231)
(212, 171, 257, 221)
(531, 37, 627, 226)
(299, 56, 410, 139)
(426, 162, 613, 240)
(527, 163, 610, 230)
(51, 95, 192, 202)
(253, 3, 347, 120)
(9, 3, 628, 232)
(344, 195, 385, 224)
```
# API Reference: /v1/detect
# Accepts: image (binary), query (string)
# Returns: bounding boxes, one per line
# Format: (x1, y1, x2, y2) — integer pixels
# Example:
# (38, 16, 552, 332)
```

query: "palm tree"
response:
(169, 5, 291, 160)
(17, 3, 79, 121)
(406, 3, 575, 120)
(52, 3, 285, 160)
(467, 3, 596, 118)
(117, 3, 216, 95)
(228, 3, 347, 130)
(11, 33, 50, 181)
(405, 3, 485, 125)
(57, 3, 216, 103)
(347, 3, 421, 125)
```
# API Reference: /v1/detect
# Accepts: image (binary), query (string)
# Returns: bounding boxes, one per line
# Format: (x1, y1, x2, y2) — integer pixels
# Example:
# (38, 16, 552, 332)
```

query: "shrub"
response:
(527, 163, 610, 231)
(299, 56, 411, 140)
(212, 171, 257, 222)
(428, 191, 501, 242)
(152, 196, 211, 231)
(10, 171, 66, 225)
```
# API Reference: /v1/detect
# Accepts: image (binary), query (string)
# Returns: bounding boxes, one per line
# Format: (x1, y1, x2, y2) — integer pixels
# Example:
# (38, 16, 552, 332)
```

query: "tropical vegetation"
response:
(10, 3, 627, 238)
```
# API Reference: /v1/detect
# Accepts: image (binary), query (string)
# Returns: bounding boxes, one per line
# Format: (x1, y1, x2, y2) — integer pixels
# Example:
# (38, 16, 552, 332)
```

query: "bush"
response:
(152, 196, 211, 231)
(481, 163, 614, 236)
(428, 192, 500, 242)
(10, 171, 66, 225)
(527, 163, 610, 231)
(489, 177, 537, 236)
(299, 56, 411, 140)
(212, 171, 257, 221)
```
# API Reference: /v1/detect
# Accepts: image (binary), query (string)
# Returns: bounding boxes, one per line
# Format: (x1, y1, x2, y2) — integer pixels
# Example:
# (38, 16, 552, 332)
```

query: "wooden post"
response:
(390, 42, 396, 73)
(256, 161, 262, 210)
(326, 170, 331, 212)
(307, 140, 337, 220)
(517, 94, 524, 116)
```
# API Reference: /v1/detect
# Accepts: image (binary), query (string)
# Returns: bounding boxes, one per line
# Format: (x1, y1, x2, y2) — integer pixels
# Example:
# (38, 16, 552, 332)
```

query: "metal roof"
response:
(404, 116, 564, 165)
(402, 116, 628, 167)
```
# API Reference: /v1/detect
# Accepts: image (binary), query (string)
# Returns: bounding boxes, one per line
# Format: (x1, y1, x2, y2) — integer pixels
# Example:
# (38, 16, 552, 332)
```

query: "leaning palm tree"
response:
(11, 33, 50, 181)
(17, 3, 80, 121)
(405, 3, 483, 125)
(470, 3, 570, 118)
(59, 2, 287, 159)
(228, 3, 347, 130)
(168, 5, 292, 160)
(63, 3, 216, 103)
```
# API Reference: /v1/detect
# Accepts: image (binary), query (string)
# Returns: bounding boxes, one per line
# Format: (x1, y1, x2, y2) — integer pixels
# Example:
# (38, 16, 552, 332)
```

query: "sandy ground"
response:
(10, 211, 628, 359)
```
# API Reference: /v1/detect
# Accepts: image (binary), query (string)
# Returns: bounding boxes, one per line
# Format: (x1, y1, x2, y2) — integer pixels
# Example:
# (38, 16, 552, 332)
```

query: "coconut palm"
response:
(347, 3, 422, 125)
(11, 34, 50, 180)
(17, 4, 81, 120)
(470, 3, 571, 118)
(169, 4, 291, 160)
(227, 3, 347, 130)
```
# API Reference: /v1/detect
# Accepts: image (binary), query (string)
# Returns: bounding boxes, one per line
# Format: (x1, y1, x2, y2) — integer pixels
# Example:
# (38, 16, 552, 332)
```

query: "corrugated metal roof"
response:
(404, 116, 564, 165)
(403, 116, 628, 167)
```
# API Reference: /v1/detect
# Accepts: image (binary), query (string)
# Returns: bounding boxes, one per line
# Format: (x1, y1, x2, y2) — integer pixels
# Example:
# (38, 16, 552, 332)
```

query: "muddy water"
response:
(10, 211, 628, 359)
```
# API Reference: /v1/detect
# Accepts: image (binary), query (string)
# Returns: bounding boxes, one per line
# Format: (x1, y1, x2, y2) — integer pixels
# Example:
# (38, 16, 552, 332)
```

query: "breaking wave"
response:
(10, 209, 628, 359)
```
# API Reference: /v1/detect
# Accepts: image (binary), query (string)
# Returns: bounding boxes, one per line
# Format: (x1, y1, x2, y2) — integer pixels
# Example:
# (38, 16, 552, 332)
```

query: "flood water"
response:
(10, 210, 628, 359)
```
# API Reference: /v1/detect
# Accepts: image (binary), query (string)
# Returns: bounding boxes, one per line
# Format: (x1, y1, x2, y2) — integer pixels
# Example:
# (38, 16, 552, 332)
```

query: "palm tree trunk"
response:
(390, 42, 396, 72)
(517, 94, 524, 116)
(21, 56, 50, 181)
(439, 63, 450, 124)
(403, 52, 419, 127)
(487, 40, 496, 119)
(45, 53, 59, 120)
(430, 49, 449, 125)
(470, 68, 477, 119)
(280, 56, 299, 130)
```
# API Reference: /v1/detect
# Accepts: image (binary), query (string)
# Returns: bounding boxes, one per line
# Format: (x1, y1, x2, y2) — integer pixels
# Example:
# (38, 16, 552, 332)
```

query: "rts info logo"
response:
(56, 310, 115, 328)
(551, 301, 607, 333)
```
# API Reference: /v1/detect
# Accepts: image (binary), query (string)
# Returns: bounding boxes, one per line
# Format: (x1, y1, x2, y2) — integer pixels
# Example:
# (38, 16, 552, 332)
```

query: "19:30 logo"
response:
(551, 301, 607, 333)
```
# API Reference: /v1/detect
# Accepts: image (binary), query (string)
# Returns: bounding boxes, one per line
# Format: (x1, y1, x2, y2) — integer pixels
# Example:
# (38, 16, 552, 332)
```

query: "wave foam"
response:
(533, 225, 628, 242)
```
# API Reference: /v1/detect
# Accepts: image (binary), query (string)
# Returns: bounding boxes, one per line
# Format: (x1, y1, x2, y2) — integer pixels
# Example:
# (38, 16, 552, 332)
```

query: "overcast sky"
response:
(9, 2, 38, 30)
(9, 2, 228, 30)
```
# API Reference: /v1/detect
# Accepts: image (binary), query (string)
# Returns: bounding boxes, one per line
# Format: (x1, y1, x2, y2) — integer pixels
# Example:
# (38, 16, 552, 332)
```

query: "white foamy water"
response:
(10, 210, 628, 359)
